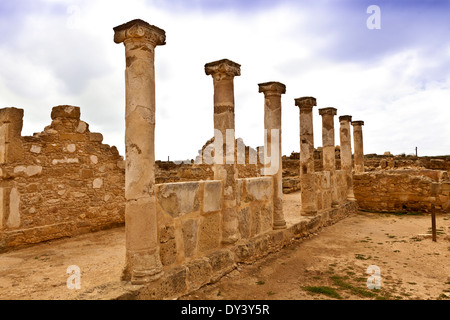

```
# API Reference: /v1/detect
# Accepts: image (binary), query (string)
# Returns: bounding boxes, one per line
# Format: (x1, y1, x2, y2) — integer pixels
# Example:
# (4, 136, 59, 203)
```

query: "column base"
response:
(301, 209, 317, 216)
(273, 220, 287, 230)
(123, 249, 164, 285)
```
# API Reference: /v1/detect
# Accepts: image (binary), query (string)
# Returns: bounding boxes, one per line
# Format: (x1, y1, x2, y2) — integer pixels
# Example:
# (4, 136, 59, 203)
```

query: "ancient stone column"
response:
(205, 59, 241, 244)
(113, 19, 165, 284)
(339, 115, 356, 201)
(351, 120, 365, 173)
(0, 107, 24, 164)
(294, 97, 317, 215)
(319, 107, 339, 207)
(258, 81, 286, 229)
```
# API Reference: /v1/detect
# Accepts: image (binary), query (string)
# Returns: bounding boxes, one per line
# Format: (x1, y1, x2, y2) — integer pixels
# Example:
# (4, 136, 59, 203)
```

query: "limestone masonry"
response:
(0, 18, 448, 300)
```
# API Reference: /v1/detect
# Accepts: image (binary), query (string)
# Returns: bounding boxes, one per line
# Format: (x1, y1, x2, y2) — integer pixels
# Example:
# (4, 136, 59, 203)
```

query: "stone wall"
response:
(354, 170, 450, 213)
(0, 106, 126, 251)
(155, 177, 274, 270)
(129, 200, 357, 300)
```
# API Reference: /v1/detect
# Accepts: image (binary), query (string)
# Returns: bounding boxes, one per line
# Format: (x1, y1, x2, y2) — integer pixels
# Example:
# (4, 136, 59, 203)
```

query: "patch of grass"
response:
(267, 291, 276, 296)
(330, 276, 377, 298)
(217, 290, 221, 296)
(303, 286, 342, 299)
(256, 281, 265, 285)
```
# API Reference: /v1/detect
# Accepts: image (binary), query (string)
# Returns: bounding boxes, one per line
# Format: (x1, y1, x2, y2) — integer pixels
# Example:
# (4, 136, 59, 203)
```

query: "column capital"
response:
(294, 96, 317, 110)
(351, 120, 364, 126)
(205, 59, 241, 81)
(318, 107, 337, 116)
(113, 19, 166, 46)
(258, 81, 286, 96)
(339, 115, 352, 122)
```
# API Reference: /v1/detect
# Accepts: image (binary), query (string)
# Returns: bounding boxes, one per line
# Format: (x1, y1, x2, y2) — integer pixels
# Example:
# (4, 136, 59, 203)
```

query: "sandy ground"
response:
(0, 192, 449, 300)
(181, 211, 450, 300)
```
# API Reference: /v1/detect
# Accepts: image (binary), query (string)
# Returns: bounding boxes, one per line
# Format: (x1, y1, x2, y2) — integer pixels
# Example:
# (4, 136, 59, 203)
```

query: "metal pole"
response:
(431, 204, 437, 242)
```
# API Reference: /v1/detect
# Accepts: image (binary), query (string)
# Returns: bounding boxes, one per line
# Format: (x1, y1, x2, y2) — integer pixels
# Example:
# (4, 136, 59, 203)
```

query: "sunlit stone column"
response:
(319, 107, 339, 207)
(258, 81, 286, 229)
(205, 59, 241, 244)
(339, 115, 356, 201)
(351, 120, 365, 173)
(295, 97, 317, 215)
(113, 19, 165, 284)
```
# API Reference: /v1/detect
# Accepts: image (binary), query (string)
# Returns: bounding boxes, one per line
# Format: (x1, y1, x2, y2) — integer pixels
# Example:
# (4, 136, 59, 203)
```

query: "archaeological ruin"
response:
(0, 19, 448, 300)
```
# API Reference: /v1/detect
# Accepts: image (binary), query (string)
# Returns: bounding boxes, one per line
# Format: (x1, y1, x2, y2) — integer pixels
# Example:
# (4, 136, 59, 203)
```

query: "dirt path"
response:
(0, 205, 449, 300)
(180, 212, 450, 300)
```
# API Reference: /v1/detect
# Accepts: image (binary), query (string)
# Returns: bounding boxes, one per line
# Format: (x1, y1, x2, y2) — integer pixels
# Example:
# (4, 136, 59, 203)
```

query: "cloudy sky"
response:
(0, 0, 449, 161)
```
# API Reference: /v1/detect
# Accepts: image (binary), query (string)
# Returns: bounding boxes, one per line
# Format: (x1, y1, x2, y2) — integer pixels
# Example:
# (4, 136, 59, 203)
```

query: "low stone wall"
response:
(315, 171, 331, 211)
(119, 200, 357, 300)
(354, 170, 450, 213)
(0, 106, 126, 251)
(156, 177, 274, 269)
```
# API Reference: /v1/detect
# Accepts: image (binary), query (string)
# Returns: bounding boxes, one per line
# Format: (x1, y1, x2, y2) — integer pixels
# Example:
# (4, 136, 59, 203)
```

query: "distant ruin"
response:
(0, 18, 448, 300)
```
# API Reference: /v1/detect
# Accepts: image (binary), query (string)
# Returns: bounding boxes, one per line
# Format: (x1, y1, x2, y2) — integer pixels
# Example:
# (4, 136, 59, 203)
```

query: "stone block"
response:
(6, 188, 20, 229)
(198, 212, 220, 252)
(238, 206, 250, 239)
(182, 219, 198, 258)
(186, 258, 212, 291)
(51, 105, 80, 120)
(138, 266, 187, 300)
(207, 249, 235, 282)
(59, 133, 85, 141)
(160, 238, 177, 266)
(89, 132, 103, 142)
(157, 182, 200, 218)
(245, 177, 272, 201)
(203, 180, 222, 213)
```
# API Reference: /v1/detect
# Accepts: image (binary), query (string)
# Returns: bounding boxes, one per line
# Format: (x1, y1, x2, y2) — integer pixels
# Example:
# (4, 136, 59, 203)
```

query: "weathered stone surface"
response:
(51, 105, 80, 120)
(202, 180, 222, 213)
(295, 97, 317, 215)
(352, 120, 364, 173)
(339, 115, 356, 201)
(198, 212, 221, 252)
(186, 258, 212, 291)
(182, 219, 198, 258)
(354, 171, 450, 213)
(205, 58, 240, 245)
(157, 182, 200, 217)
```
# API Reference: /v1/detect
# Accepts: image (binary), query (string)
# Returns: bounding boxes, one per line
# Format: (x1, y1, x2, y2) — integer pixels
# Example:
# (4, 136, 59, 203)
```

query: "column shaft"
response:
(258, 82, 286, 229)
(114, 19, 165, 284)
(339, 115, 356, 201)
(205, 59, 241, 245)
(295, 97, 317, 215)
(352, 121, 365, 173)
(319, 107, 338, 206)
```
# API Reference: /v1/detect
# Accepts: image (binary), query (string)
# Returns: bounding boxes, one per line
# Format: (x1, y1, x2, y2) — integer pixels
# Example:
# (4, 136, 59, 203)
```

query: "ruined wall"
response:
(353, 170, 450, 213)
(0, 106, 125, 250)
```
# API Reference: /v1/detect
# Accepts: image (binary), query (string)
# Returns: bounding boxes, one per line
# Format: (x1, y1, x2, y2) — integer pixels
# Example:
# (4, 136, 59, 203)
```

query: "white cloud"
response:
(0, 0, 448, 160)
